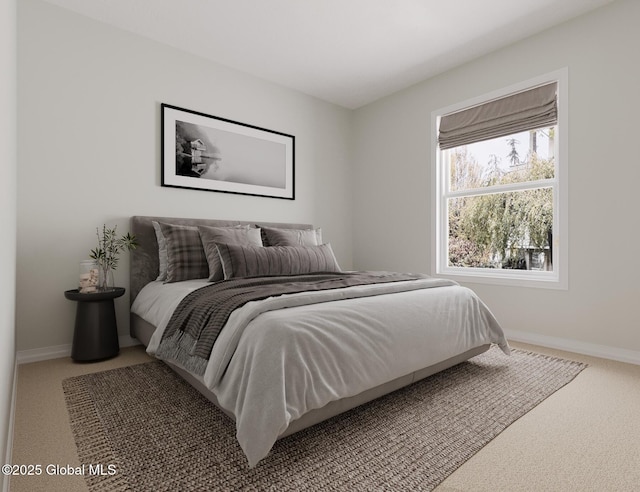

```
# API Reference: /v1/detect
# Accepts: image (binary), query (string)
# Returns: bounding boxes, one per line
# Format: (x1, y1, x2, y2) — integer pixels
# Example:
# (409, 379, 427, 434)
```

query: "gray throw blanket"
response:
(155, 271, 429, 375)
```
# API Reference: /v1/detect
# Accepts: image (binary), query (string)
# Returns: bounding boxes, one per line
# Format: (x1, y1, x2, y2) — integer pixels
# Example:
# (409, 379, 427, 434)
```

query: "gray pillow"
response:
(261, 226, 322, 246)
(159, 222, 209, 283)
(217, 243, 341, 279)
(198, 225, 263, 281)
(152, 221, 168, 281)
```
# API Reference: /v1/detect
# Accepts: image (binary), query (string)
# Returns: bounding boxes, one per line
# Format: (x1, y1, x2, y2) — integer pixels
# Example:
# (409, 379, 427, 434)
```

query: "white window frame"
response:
(431, 69, 568, 289)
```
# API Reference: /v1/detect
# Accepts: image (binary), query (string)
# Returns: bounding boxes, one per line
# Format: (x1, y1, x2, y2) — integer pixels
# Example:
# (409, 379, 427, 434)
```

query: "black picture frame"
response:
(161, 103, 295, 200)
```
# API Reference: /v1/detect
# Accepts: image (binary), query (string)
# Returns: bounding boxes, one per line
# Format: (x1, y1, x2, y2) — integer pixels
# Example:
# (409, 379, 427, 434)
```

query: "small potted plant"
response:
(89, 225, 138, 291)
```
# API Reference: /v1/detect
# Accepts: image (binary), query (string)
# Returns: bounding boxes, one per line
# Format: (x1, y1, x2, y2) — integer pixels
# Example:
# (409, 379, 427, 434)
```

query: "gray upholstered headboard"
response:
(129, 216, 314, 304)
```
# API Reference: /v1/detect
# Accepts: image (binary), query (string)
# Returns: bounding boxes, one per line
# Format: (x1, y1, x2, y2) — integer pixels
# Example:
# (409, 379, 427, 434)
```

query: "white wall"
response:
(1, 0, 18, 477)
(17, 0, 353, 351)
(352, 0, 640, 357)
(18, 0, 640, 361)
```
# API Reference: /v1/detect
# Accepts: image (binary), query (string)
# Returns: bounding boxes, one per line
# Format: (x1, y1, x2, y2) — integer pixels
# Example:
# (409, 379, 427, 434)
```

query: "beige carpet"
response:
(61, 347, 585, 491)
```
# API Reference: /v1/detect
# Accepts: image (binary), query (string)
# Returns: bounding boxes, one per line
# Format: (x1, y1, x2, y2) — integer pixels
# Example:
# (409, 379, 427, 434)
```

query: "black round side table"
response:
(64, 287, 125, 362)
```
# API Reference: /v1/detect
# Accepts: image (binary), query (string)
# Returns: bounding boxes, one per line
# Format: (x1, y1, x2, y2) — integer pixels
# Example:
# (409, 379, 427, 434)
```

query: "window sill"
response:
(435, 267, 567, 290)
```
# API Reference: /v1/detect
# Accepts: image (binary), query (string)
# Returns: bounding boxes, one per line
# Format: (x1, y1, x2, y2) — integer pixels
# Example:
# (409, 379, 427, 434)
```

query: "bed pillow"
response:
(217, 243, 341, 279)
(260, 226, 322, 246)
(158, 222, 209, 283)
(198, 225, 263, 281)
(152, 221, 169, 281)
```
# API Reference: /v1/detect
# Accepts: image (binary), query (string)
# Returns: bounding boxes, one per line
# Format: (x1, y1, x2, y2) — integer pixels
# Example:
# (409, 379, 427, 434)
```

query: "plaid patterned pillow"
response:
(159, 222, 209, 283)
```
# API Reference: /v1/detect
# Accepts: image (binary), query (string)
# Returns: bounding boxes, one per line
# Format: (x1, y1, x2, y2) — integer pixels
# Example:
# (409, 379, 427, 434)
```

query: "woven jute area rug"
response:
(63, 347, 586, 491)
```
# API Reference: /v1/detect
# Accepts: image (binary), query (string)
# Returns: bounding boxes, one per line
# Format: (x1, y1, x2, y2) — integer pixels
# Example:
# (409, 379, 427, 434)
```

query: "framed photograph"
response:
(161, 103, 295, 200)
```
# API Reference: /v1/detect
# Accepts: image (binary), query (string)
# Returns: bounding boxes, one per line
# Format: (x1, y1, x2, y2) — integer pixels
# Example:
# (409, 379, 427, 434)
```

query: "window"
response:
(431, 70, 567, 289)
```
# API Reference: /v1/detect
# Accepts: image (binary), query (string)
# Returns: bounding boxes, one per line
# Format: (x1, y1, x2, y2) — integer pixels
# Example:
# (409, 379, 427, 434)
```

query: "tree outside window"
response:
(445, 127, 555, 271)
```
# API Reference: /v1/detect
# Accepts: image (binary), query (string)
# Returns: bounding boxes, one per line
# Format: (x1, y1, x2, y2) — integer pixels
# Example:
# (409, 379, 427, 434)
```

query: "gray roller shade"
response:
(438, 82, 557, 150)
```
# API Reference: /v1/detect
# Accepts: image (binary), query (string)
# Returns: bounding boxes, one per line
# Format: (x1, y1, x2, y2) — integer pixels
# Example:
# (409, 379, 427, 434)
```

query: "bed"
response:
(129, 215, 509, 467)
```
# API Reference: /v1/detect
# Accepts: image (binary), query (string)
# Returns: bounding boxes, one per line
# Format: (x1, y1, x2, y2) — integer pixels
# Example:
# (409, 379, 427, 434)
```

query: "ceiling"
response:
(41, 0, 614, 109)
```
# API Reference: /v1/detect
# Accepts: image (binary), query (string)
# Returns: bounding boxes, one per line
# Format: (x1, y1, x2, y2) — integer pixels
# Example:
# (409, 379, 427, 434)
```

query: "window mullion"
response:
(444, 178, 555, 199)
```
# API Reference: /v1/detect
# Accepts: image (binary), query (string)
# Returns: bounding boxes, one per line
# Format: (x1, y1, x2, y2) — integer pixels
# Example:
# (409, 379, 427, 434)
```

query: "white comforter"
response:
(133, 277, 509, 467)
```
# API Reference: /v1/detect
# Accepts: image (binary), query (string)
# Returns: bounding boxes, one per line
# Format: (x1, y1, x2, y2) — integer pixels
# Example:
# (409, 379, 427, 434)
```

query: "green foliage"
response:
(448, 140, 554, 269)
(89, 225, 138, 274)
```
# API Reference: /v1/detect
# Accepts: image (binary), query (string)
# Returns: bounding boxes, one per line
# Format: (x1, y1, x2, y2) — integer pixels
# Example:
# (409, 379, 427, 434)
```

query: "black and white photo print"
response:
(162, 104, 294, 199)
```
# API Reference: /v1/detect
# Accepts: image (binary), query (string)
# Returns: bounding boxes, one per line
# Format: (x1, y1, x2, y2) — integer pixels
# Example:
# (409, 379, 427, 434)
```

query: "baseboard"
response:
(16, 335, 141, 365)
(3, 360, 17, 492)
(16, 330, 638, 366)
(505, 329, 640, 366)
